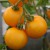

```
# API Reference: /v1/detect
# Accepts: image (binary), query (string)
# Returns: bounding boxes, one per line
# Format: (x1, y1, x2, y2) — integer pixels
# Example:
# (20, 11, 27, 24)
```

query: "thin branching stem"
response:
(33, 0, 39, 14)
(23, 5, 31, 16)
(15, 0, 21, 6)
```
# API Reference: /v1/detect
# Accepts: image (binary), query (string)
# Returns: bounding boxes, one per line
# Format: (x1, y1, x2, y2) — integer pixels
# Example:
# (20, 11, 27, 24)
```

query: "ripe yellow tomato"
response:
(4, 27, 28, 49)
(3, 6, 23, 27)
(25, 15, 47, 39)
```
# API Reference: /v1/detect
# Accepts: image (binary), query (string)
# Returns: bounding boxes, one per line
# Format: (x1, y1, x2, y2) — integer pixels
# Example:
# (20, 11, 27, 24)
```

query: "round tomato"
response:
(25, 15, 47, 39)
(4, 27, 28, 49)
(3, 6, 23, 27)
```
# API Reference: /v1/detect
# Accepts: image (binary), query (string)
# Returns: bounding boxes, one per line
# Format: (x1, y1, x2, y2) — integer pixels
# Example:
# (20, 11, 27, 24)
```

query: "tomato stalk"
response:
(23, 4, 34, 21)
(33, 0, 39, 14)
(12, 0, 21, 10)
(20, 0, 27, 30)
(21, 0, 33, 30)
(23, 5, 30, 16)
(15, 0, 21, 6)
(13, 0, 24, 29)
(17, 14, 24, 30)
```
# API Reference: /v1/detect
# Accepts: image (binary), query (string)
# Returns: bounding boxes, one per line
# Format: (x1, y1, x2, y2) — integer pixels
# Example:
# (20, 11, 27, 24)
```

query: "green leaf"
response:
(0, 44, 4, 49)
(37, 0, 49, 6)
(26, 16, 34, 21)
(23, 4, 36, 14)
(0, 44, 7, 50)
(1, 2, 10, 7)
(29, 0, 33, 1)
(0, 0, 8, 1)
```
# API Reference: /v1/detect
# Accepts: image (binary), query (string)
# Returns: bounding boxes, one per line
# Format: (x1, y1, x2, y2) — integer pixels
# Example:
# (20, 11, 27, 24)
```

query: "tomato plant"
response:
(0, 0, 50, 50)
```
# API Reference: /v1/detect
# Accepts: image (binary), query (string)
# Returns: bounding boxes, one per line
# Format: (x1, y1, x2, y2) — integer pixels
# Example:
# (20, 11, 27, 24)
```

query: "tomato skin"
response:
(8, 0, 28, 7)
(46, 9, 50, 19)
(25, 15, 47, 39)
(4, 27, 28, 49)
(3, 6, 23, 27)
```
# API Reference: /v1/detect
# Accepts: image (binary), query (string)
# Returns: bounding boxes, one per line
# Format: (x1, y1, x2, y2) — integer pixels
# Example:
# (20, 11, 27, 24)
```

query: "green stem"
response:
(12, 0, 21, 10)
(22, 0, 28, 30)
(38, 7, 43, 16)
(32, 0, 43, 16)
(22, 0, 31, 16)
(17, 14, 24, 29)
(15, 0, 21, 6)
(23, 5, 31, 16)
(42, 6, 47, 19)
(33, 0, 39, 15)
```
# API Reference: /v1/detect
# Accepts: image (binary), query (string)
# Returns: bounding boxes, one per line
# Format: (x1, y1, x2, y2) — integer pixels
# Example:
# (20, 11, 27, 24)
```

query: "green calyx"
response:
(17, 24, 23, 30)
(12, 6, 19, 11)
(7, 26, 11, 30)
(26, 15, 34, 21)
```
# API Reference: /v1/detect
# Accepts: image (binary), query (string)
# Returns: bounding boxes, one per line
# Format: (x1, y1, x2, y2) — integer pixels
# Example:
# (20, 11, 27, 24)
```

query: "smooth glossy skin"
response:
(3, 6, 23, 26)
(25, 15, 47, 39)
(4, 27, 28, 49)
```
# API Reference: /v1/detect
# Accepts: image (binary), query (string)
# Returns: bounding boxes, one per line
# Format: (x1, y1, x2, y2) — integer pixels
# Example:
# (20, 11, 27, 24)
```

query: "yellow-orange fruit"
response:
(4, 27, 28, 49)
(3, 6, 23, 27)
(25, 15, 47, 39)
